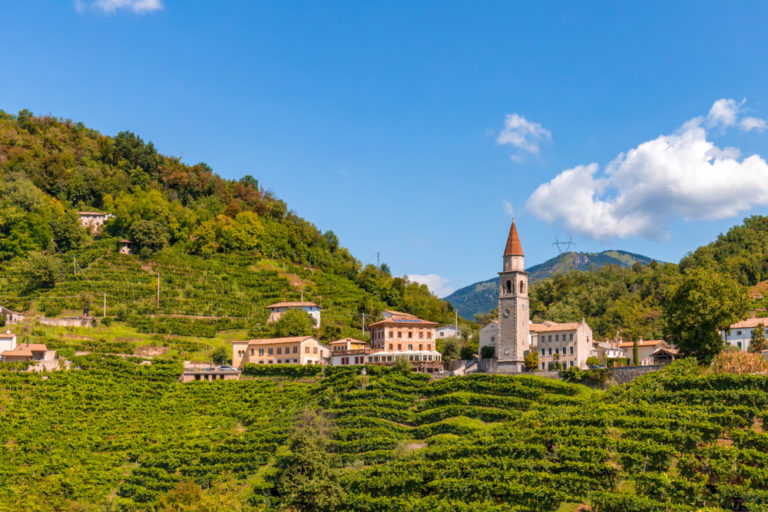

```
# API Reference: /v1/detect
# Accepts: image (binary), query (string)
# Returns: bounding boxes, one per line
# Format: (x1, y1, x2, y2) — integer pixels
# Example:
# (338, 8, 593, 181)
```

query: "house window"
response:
(397, 344, 402, 351)
(570, 361, 574, 367)
(569, 333, 573, 341)
(389, 344, 393, 350)
(555, 334, 559, 342)
(737, 331, 742, 335)
(491, 336, 495, 342)
(398, 332, 402, 338)
(548, 335, 552, 342)
(268, 348, 273, 355)
(259, 348, 264, 356)
(506, 280, 512, 294)
(250, 348, 254, 356)
(313, 347, 318, 354)
(570, 346, 574, 355)
(548, 348, 552, 355)
(277, 347, 282, 355)
(427, 332, 432, 339)
(519, 280, 525, 293)
(419, 344, 423, 350)
(408, 332, 413, 338)
(419, 332, 424, 338)
(305, 347, 310, 354)
(737, 341, 742, 349)
(541, 349, 545, 356)
(408, 344, 413, 350)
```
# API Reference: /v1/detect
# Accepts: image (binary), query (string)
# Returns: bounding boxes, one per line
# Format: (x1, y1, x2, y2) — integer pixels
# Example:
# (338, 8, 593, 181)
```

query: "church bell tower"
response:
(496, 220, 529, 371)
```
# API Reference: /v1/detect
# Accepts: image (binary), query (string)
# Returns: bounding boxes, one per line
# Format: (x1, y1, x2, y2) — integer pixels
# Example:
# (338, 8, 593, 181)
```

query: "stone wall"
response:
(38, 317, 95, 328)
(609, 364, 665, 384)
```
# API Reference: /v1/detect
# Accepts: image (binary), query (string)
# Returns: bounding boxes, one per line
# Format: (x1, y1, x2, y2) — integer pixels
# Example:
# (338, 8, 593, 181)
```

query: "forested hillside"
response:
(2, 356, 767, 511)
(0, 110, 454, 341)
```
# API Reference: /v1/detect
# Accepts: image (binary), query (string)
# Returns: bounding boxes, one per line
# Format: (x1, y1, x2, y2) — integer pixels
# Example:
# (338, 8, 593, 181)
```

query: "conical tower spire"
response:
(503, 219, 524, 257)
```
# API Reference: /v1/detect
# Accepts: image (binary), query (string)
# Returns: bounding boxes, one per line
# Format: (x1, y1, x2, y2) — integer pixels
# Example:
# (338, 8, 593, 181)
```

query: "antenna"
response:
(552, 236, 576, 254)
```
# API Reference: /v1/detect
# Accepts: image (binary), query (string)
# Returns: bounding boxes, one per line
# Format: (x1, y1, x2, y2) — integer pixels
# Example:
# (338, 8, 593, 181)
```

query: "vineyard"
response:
(1, 359, 767, 511)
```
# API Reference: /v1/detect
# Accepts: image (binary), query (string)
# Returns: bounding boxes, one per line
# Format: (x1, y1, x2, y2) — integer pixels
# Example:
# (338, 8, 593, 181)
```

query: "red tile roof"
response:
(2, 346, 32, 357)
(618, 339, 668, 349)
(530, 321, 581, 332)
(504, 221, 524, 257)
(368, 315, 438, 328)
(266, 301, 320, 309)
(243, 336, 316, 346)
(729, 317, 768, 329)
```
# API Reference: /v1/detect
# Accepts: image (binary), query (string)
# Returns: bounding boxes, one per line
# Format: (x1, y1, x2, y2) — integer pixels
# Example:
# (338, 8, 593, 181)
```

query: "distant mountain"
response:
(444, 250, 657, 320)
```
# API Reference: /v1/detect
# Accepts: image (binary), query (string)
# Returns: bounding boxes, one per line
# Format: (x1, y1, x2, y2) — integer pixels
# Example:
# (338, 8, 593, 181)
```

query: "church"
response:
(479, 220, 594, 373)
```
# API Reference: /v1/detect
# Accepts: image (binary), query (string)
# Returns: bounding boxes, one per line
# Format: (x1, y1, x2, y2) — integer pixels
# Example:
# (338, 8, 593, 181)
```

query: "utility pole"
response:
(361, 312, 366, 337)
(103, 292, 106, 318)
(156, 272, 160, 308)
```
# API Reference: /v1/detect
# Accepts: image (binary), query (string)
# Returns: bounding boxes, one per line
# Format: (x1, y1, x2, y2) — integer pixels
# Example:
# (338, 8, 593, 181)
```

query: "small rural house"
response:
(266, 302, 322, 328)
(722, 317, 768, 352)
(77, 211, 114, 234)
(435, 325, 462, 340)
(618, 339, 671, 366)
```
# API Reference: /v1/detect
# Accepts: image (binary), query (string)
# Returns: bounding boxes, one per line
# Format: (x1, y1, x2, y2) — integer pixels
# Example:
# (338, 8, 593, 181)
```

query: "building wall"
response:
(38, 317, 95, 328)
(78, 213, 113, 234)
(478, 322, 498, 356)
(0, 336, 17, 353)
(235, 338, 329, 367)
(722, 326, 768, 352)
(436, 326, 461, 339)
(535, 322, 593, 370)
(497, 254, 529, 365)
(369, 324, 435, 352)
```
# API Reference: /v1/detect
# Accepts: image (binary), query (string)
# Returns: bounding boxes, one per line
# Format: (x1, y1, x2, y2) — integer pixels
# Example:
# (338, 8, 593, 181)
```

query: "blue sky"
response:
(3, 1, 768, 296)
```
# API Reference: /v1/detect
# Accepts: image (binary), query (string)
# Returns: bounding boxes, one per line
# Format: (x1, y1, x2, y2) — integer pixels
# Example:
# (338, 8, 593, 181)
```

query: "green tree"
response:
(664, 268, 750, 362)
(319, 325, 342, 341)
(211, 346, 228, 366)
(586, 355, 602, 368)
(129, 219, 168, 254)
(272, 309, 314, 338)
(524, 350, 539, 371)
(19, 252, 63, 291)
(437, 337, 462, 362)
(749, 323, 767, 353)
(460, 339, 478, 360)
(275, 413, 344, 512)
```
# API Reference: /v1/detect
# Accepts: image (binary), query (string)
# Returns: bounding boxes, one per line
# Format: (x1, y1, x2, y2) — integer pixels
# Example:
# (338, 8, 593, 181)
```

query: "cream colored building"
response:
(0, 332, 17, 353)
(618, 338, 670, 366)
(232, 336, 329, 368)
(368, 311, 437, 353)
(531, 319, 593, 370)
(266, 302, 321, 328)
(77, 211, 113, 234)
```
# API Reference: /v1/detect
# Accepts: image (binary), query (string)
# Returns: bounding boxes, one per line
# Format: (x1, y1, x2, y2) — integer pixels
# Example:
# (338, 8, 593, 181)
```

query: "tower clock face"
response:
(503, 308, 511, 318)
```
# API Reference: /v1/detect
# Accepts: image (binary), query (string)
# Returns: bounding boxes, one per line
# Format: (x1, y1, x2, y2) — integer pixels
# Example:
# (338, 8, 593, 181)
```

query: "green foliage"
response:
(480, 345, 495, 359)
(459, 339, 478, 360)
(241, 363, 323, 377)
(664, 267, 750, 362)
(18, 251, 63, 291)
(211, 346, 228, 365)
(586, 355, 602, 368)
(272, 309, 315, 337)
(524, 350, 539, 370)
(750, 323, 767, 353)
(437, 337, 462, 362)
(129, 219, 169, 255)
(275, 412, 345, 512)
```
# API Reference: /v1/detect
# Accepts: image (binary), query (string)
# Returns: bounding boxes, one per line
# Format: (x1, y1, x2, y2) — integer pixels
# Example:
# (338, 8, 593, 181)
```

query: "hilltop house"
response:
(266, 302, 321, 328)
(77, 211, 114, 234)
(618, 338, 671, 366)
(435, 325, 462, 340)
(0, 332, 16, 353)
(722, 317, 768, 352)
(231, 336, 329, 368)
(118, 239, 133, 255)
(531, 319, 593, 370)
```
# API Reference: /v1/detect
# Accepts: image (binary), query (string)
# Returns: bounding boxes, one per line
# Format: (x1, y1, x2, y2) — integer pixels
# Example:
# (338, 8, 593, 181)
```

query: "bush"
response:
(586, 355, 602, 368)
(524, 350, 539, 371)
(241, 364, 323, 377)
(101, 316, 113, 326)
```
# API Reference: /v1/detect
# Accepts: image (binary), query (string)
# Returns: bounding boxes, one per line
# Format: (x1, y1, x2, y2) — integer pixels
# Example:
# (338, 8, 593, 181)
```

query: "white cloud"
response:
(741, 117, 767, 132)
(406, 274, 454, 298)
(76, 0, 164, 13)
(527, 98, 768, 240)
(503, 200, 515, 216)
(497, 113, 551, 162)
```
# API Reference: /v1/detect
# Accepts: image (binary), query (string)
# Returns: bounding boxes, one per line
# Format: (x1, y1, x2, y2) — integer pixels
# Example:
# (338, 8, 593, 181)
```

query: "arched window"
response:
(519, 280, 525, 293)
(505, 280, 512, 294)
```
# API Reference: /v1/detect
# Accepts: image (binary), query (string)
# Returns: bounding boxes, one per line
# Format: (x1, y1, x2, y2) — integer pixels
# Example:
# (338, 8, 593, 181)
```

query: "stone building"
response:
(531, 320, 593, 370)
(77, 211, 114, 234)
(494, 220, 529, 372)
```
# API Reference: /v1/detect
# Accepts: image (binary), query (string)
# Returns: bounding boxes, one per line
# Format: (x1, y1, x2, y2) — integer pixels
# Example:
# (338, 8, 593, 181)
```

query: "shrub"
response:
(524, 350, 539, 371)
(101, 316, 113, 326)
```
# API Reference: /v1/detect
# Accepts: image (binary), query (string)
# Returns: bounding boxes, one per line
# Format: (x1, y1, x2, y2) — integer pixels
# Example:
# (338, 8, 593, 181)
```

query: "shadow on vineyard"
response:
(1, 358, 767, 511)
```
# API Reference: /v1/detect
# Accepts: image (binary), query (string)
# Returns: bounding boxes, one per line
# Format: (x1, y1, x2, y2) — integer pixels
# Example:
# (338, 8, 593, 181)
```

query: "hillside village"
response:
(2, 214, 766, 382)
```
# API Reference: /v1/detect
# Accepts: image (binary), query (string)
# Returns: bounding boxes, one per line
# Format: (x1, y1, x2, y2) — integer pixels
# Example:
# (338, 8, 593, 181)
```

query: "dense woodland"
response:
(0, 110, 455, 338)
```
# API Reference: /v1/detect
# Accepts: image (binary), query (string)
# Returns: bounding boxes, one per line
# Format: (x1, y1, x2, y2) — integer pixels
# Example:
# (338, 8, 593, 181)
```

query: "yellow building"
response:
(329, 338, 368, 354)
(231, 336, 329, 368)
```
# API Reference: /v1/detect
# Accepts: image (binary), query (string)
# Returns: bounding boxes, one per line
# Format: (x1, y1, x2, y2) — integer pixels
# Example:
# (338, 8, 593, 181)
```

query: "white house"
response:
(619, 338, 671, 366)
(77, 211, 114, 234)
(478, 321, 499, 357)
(722, 317, 768, 352)
(435, 325, 462, 340)
(266, 301, 321, 328)
(531, 319, 593, 370)
(592, 341, 626, 363)
(0, 331, 17, 353)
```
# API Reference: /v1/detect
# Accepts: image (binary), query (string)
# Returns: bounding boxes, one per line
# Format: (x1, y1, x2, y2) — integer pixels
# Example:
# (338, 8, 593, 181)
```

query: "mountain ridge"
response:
(444, 249, 657, 320)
